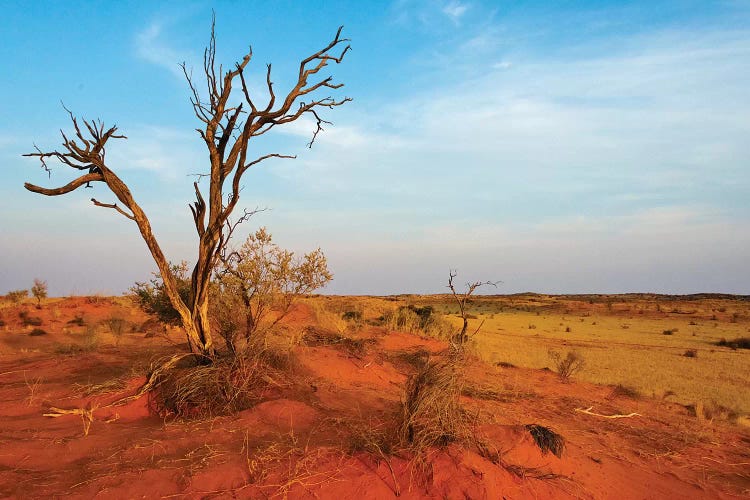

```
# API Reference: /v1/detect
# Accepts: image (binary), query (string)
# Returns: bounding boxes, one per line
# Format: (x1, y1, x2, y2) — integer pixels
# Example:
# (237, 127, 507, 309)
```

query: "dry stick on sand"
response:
(41, 354, 194, 437)
(44, 402, 98, 436)
(575, 406, 642, 419)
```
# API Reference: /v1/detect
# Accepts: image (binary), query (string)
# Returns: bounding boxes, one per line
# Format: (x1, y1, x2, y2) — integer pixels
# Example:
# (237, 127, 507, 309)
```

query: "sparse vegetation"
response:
(19, 311, 43, 327)
(31, 279, 47, 308)
(525, 424, 565, 458)
(213, 227, 332, 354)
(715, 337, 750, 350)
(383, 305, 454, 339)
(608, 384, 641, 399)
(67, 315, 85, 326)
(104, 317, 127, 345)
(6, 289, 28, 304)
(131, 261, 192, 326)
(548, 350, 585, 381)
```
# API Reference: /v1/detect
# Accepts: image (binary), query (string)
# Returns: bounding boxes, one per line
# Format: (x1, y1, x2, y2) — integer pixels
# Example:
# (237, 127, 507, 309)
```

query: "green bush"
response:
(131, 262, 191, 325)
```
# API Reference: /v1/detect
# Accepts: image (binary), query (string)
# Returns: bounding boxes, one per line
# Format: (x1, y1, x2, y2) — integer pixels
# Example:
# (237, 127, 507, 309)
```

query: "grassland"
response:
(396, 293, 750, 416)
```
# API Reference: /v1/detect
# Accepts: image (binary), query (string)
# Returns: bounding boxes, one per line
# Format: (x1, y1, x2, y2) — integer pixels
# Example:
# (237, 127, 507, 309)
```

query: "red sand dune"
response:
(0, 298, 748, 498)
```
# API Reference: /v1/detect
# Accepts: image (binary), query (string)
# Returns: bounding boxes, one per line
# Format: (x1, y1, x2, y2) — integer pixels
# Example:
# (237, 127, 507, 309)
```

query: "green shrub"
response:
(31, 279, 47, 307)
(29, 328, 47, 336)
(131, 262, 191, 325)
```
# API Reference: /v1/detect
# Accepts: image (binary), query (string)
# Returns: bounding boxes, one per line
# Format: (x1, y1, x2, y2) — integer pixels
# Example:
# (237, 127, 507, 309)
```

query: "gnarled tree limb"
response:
(24, 172, 104, 196)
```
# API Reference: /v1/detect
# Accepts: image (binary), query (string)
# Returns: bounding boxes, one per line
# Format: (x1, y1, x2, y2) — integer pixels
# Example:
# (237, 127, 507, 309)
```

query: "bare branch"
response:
(91, 198, 136, 220)
(447, 270, 499, 347)
(190, 182, 207, 235)
(24, 172, 104, 196)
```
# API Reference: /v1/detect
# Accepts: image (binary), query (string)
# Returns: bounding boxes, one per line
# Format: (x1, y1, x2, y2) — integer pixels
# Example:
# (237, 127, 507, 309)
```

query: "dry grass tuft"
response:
(147, 346, 297, 419)
(243, 430, 345, 497)
(302, 326, 374, 358)
(398, 348, 502, 477)
(608, 384, 642, 400)
(399, 353, 466, 450)
(388, 348, 431, 372)
(73, 378, 127, 396)
(715, 337, 750, 350)
(384, 305, 455, 339)
(689, 400, 739, 424)
(525, 424, 565, 458)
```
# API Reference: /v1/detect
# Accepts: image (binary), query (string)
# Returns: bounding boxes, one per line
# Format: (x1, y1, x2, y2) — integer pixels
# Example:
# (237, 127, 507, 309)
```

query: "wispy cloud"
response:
(134, 21, 187, 78)
(442, 1, 469, 23)
(259, 21, 750, 294)
(106, 125, 203, 180)
(390, 0, 474, 28)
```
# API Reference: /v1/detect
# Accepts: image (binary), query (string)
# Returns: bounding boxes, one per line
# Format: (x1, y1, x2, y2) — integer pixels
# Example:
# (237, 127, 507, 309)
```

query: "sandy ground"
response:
(0, 297, 748, 499)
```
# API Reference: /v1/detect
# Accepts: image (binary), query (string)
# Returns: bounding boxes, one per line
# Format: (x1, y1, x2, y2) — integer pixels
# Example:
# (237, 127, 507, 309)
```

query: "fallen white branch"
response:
(575, 406, 641, 419)
(44, 402, 98, 436)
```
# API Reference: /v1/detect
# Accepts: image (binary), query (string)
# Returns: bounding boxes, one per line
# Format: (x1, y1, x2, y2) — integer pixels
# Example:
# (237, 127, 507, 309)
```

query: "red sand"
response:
(0, 297, 748, 498)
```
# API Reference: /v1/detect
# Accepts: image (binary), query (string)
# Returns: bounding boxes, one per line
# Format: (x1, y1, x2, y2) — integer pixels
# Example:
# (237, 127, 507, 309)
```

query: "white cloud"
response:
(106, 125, 203, 179)
(134, 21, 187, 78)
(442, 1, 469, 23)
(257, 23, 750, 294)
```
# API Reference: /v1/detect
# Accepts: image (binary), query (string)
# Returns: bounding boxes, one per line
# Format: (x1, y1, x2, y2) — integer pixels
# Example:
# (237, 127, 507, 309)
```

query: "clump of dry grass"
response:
(383, 305, 454, 339)
(388, 348, 431, 372)
(715, 337, 750, 350)
(399, 353, 466, 450)
(689, 400, 739, 424)
(73, 378, 127, 396)
(243, 429, 345, 497)
(398, 348, 502, 473)
(525, 424, 565, 458)
(302, 326, 374, 358)
(147, 345, 297, 419)
(608, 384, 642, 400)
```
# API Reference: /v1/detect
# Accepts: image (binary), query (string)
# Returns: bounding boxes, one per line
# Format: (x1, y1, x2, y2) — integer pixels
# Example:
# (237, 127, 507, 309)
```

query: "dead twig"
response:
(574, 406, 641, 419)
(44, 402, 98, 436)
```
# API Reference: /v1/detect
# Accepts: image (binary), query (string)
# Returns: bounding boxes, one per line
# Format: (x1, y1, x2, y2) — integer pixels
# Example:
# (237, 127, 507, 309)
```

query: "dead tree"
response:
(447, 270, 498, 346)
(23, 18, 350, 359)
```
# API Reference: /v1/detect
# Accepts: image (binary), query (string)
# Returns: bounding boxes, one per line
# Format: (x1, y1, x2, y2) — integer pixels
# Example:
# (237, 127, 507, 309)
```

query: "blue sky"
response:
(1, 0, 749, 296)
